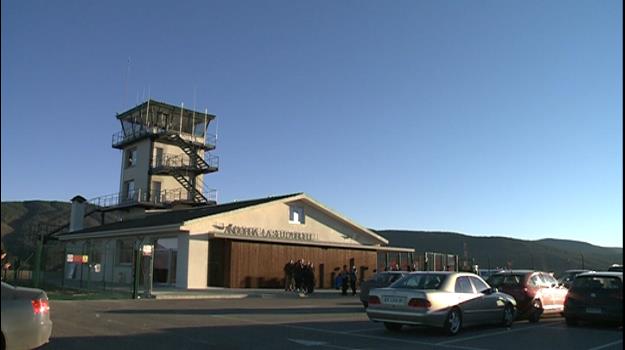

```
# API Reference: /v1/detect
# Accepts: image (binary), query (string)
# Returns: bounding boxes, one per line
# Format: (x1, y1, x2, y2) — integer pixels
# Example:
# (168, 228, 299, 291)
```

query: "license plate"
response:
(586, 307, 602, 314)
(382, 296, 406, 305)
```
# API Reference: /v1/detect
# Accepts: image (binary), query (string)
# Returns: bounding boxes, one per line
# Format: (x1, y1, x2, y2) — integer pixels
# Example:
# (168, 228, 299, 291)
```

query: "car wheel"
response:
(528, 300, 542, 323)
(383, 322, 402, 331)
(565, 317, 578, 326)
(444, 308, 462, 336)
(502, 303, 515, 327)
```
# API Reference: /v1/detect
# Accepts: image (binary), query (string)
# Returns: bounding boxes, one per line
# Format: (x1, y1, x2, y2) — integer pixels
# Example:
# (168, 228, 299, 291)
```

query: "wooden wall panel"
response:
(225, 239, 378, 289)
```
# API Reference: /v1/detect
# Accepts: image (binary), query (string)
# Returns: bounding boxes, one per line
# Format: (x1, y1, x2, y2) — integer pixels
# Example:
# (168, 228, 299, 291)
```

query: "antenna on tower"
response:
(192, 85, 197, 136)
(123, 57, 131, 109)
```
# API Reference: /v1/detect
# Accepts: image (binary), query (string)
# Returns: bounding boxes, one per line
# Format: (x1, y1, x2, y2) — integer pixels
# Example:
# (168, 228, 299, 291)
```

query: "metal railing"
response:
(88, 186, 218, 208)
(112, 127, 217, 149)
(153, 153, 219, 170)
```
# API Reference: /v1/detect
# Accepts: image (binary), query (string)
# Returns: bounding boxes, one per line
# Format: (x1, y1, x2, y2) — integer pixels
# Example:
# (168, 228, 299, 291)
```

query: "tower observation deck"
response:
(91, 99, 219, 211)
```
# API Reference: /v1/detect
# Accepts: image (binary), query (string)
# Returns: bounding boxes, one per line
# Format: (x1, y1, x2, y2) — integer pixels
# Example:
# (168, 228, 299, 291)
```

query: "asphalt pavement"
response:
(46, 295, 623, 350)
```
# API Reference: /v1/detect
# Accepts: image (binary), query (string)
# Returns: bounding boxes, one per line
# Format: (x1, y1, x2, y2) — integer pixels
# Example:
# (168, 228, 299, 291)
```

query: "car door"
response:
(468, 276, 501, 324)
(454, 276, 481, 325)
(542, 273, 566, 310)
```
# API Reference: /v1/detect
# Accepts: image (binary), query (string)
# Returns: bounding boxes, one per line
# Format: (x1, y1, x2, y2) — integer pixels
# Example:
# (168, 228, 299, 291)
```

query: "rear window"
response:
(572, 276, 622, 291)
(487, 274, 524, 288)
(391, 274, 447, 290)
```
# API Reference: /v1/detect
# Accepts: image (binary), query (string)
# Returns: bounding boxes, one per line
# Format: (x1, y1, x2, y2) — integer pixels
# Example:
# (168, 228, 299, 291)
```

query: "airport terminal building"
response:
(56, 100, 412, 290)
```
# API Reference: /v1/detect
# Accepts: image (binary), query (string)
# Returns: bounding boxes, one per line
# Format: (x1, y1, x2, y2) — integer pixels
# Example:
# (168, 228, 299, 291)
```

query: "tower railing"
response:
(88, 186, 217, 208)
(112, 127, 216, 149)
(152, 152, 219, 171)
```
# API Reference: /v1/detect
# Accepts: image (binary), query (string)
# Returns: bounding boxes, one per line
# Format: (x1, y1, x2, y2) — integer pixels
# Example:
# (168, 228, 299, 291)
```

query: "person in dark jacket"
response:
(304, 262, 315, 294)
(284, 259, 294, 291)
(340, 265, 349, 295)
(294, 259, 304, 292)
(349, 266, 358, 296)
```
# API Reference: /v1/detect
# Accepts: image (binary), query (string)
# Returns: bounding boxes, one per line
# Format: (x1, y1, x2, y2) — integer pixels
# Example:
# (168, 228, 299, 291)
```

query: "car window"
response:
(529, 274, 544, 287)
(541, 273, 558, 286)
(469, 276, 490, 293)
(387, 274, 404, 284)
(572, 276, 623, 291)
(455, 276, 474, 293)
(488, 274, 522, 287)
(392, 274, 447, 290)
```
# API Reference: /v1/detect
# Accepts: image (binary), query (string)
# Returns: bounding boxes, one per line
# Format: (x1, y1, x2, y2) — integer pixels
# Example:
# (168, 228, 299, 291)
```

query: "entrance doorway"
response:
(153, 238, 177, 285)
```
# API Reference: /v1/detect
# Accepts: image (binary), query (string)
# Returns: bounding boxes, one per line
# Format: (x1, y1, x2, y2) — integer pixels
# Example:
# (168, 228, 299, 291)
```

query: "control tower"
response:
(90, 99, 219, 212)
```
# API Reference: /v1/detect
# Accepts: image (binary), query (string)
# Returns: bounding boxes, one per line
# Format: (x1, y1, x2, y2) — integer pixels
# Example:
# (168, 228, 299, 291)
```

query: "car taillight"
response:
(368, 296, 381, 305)
(32, 299, 50, 314)
(408, 298, 431, 308)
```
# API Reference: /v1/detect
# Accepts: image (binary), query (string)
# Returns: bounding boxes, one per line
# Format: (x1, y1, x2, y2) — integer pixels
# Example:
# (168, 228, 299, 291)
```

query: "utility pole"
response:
(581, 252, 585, 269)
(33, 229, 44, 288)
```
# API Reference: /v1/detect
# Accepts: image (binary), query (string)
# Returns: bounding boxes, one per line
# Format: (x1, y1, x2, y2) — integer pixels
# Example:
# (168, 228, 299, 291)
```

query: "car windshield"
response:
(487, 274, 524, 287)
(572, 276, 623, 291)
(390, 273, 447, 290)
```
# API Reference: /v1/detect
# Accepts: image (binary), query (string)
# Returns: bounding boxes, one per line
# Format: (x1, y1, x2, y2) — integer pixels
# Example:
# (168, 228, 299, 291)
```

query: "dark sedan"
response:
(563, 271, 623, 326)
(360, 271, 409, 308)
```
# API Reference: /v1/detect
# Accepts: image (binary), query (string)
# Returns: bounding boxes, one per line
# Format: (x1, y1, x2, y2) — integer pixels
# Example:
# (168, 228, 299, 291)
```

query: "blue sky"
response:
(1, 0, 622, 247)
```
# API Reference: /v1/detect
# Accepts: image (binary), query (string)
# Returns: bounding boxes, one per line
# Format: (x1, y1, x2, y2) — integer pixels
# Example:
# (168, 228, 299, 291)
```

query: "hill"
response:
(1, 201, 117, 265)
(2, 201, 622, 274)
(374, 230, 622, 274)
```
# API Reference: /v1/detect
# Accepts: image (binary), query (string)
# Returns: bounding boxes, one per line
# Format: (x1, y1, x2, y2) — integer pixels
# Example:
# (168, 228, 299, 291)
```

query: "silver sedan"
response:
(366, 272, 517, 335)
(1, 282, 53, 350)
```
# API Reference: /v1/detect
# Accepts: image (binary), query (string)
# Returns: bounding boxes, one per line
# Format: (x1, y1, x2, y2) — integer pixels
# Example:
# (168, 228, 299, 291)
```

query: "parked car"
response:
(607, 264, 623, 272)
(359, 271, 409, 308)
(563, 271, 623, 326)
(557, 269, 594, 289)
(1, 282, 53, 350)
(487, 270, 568, 323)
(366, 272, 517, 335)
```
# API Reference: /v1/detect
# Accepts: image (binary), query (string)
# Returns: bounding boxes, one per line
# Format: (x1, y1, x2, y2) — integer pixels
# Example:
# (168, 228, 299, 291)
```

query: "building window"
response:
(116, 239, 134, 265)
(125, 147, 137, 168)
(289, 206, 305, 224)
(124, 180, 136, 201)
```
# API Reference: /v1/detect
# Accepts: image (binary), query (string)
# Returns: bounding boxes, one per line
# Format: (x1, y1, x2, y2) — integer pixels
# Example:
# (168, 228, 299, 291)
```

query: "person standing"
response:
(307, 263, 315, 294)
(340, 265, 349, 295)
(294, 259, 303, 292)
(283, 259, 294, 291)
(349, 266, 358, 296)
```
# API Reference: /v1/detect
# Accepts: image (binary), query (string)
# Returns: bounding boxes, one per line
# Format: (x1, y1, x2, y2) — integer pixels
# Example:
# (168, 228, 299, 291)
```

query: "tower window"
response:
(125, 148, 137, 168)
(124, 180, 136, 201)
(289, 206, 305, 224)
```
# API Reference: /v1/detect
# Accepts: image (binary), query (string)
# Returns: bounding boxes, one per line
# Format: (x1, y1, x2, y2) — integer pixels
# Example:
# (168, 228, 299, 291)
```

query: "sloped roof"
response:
(58, 193, 301, 237)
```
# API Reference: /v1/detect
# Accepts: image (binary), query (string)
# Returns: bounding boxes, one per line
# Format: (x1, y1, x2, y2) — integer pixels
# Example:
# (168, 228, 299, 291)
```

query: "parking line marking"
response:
(287, 324, 486, 350)
(209, 313, 485, 350)
(587, 340, 623, 350)
(343, 327, 384, 334)
(436, 321, 563, 345)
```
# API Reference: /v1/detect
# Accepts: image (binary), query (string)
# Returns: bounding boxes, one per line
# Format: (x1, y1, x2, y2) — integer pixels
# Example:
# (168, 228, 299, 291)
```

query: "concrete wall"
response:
(119, 139, 151, 196)
(184, 199, 381, 246)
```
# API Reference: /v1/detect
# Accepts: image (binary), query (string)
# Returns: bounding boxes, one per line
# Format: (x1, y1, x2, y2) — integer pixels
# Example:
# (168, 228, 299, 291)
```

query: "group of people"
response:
(335, 265, 358, 296)
(283, 259, 316, 295)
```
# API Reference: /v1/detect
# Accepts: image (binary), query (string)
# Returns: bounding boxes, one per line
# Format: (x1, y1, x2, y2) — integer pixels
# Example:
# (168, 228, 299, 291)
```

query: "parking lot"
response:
(47, 295, 622, 350)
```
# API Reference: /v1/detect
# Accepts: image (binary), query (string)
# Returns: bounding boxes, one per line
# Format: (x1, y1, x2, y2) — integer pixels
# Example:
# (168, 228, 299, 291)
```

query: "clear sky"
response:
(1, 0, 622, 247)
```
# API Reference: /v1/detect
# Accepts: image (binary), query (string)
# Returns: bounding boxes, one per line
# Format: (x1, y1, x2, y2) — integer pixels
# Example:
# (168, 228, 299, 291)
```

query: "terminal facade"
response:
(58, 100, 412, 290)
